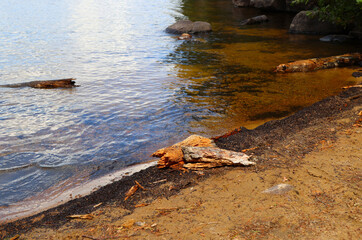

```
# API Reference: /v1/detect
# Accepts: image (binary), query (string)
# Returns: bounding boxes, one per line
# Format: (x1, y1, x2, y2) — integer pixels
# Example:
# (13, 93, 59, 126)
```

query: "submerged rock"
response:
(352, 71, 362, 78)
(241, 15, 269, 25)
(320, 35, 352, 43)
(289, 11, 344, 35)
(166, 20, 212, 34)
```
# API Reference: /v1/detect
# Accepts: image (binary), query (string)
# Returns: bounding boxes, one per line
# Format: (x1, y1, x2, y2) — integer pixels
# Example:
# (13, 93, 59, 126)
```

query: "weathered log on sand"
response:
(274, 53, 362, 73)
(0, 78, 78, 88)
(182, 146, 255, 170)
(152, 135, 216, 169)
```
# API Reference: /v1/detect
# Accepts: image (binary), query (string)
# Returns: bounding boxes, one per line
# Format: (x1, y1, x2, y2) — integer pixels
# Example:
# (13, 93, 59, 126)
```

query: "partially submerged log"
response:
(182, 147, 255, 170)
(274, 53, 362, 73)
(0, 78, 78, 89)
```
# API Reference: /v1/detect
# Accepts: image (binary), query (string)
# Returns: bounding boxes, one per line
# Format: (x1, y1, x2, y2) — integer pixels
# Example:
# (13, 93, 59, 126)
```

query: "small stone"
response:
(263, 184, 294, 194)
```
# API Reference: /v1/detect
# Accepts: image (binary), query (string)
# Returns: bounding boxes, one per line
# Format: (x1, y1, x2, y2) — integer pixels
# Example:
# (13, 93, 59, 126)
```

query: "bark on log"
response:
(182, 146, 255, 170)
(0, 78, 78, 89)
(274, 53, 362, 73)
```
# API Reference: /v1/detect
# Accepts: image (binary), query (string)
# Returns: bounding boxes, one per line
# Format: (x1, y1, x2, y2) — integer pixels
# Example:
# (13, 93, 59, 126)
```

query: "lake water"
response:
(0, 0, 360, 221)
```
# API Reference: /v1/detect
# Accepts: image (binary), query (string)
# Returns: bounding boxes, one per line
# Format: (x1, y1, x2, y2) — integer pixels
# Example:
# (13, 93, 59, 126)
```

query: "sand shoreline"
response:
(1, 84, 361, 239)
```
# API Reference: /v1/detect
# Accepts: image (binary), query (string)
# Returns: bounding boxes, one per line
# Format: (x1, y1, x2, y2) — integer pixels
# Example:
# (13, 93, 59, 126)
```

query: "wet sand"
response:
(1, 84, 361, 239)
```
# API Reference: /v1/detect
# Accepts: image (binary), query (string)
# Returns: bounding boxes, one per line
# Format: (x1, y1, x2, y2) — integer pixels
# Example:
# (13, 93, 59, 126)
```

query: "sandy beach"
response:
(1, 84, 361, 239)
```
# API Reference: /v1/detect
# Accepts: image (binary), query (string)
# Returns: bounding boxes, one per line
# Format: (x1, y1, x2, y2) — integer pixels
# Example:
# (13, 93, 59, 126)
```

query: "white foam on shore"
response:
(0, 160, 157, 224)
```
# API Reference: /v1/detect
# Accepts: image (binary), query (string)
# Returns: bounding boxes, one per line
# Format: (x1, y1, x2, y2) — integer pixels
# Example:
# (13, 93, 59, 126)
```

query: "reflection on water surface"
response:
(0, 0, 360, 219)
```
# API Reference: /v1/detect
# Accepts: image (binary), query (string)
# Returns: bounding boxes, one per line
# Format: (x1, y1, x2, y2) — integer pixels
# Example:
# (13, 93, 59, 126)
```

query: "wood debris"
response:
(135, 203, 150, 208)
(152, 135, 216, 169)
(182, 147, 255, 170)
(274, 53, 362, 73)
(124, 185, 139, 201)
(152, 135, 256, 170)
(124, 181, 147, 201)
(9, 235, 20, 240)
(135, 180, 147, 190)
(93, 203, 102, 208)
(0, 78, 78, 89)
(67, 214, 94, 220)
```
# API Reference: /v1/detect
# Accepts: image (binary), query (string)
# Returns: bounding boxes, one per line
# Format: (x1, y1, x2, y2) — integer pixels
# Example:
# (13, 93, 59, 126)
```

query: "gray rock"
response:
(241, 15, 269, 25)
(252, 0, 286, 11)
(263, 184, 294, 194)
(166, 20, 212, 34)
(352, 71, 362, 78)
(289, 11, 344, 35)
(320, 35, 353, 43)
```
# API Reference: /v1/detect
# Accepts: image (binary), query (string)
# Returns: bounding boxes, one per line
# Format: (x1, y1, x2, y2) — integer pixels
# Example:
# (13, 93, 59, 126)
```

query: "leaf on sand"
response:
(122, 219, 135, 228)
(135, 203, 150, 208)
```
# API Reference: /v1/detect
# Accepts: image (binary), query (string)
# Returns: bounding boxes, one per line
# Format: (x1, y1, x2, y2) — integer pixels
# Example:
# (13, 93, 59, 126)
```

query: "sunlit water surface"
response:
(0, 0, 360, 220)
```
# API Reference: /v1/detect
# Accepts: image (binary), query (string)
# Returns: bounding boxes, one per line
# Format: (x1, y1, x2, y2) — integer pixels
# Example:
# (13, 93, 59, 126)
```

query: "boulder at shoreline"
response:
(241, 15, 269, 25)
(289, 11, 344, 35)
(166, 20, 212, 34)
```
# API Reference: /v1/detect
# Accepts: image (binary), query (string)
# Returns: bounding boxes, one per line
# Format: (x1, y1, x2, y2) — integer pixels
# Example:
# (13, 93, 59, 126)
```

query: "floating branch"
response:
(0, 78, 78, 89)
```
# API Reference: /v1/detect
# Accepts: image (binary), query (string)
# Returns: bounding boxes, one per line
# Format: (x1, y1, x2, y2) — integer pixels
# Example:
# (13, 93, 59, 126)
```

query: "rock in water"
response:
(320, 35, 352, 43)
(166, 20, 212, 34)
(289, 11, 344, 35)
(241, 15, 268, 25)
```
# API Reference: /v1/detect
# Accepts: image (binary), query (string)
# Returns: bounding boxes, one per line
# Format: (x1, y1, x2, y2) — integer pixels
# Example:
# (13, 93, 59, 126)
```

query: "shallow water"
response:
(0, 0, 360, 218)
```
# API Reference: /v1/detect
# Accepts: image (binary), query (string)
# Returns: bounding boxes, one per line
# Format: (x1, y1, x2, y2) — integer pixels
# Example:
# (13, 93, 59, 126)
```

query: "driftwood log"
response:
(152, 135, 216, 169)
(182, 146, 255, 170)
(0, 78, 78, 89)
(274, 53, 362, 73)
(152, 135, 255, 170)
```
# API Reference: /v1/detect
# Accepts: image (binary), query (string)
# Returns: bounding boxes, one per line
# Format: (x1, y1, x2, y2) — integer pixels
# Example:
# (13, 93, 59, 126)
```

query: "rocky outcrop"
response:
(289, 11, 344, 34)
(166, 20, 212, 34)
(241, 15, 269, 25)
